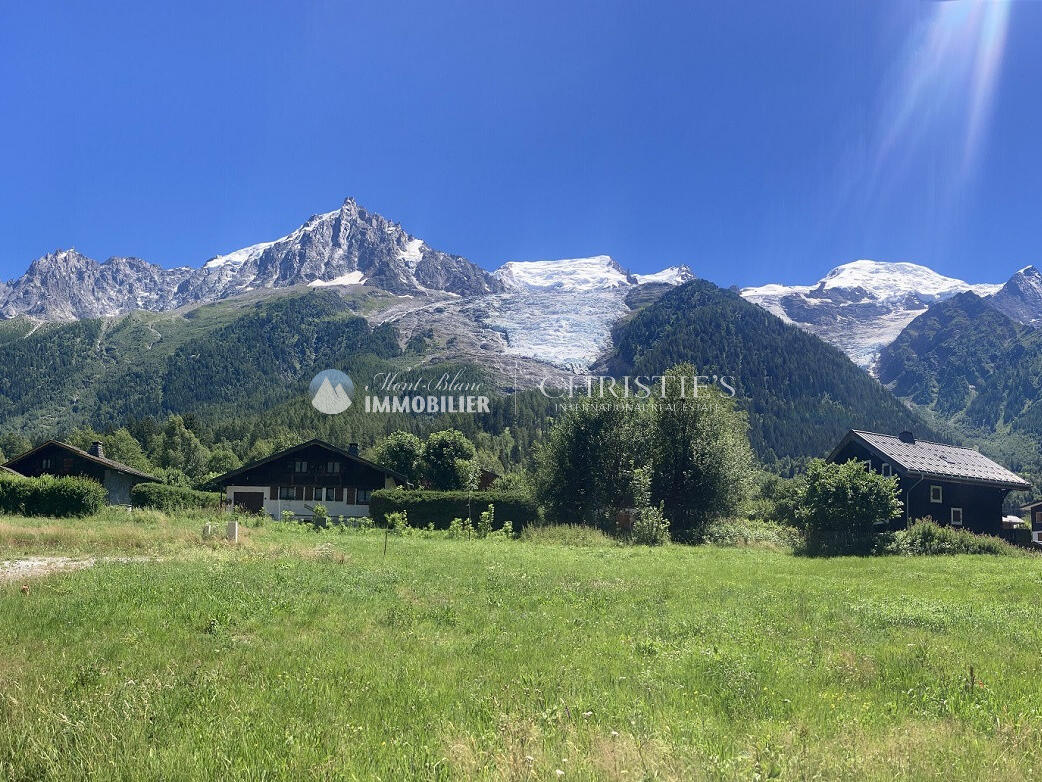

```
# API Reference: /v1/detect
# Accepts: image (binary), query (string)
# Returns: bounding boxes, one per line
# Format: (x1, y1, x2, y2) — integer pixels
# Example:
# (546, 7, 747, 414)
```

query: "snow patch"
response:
(308, 271, 366, 287)
(397, 238, 424, 270)
(633, 266, 695, 286)
(495, 256, 631, 292)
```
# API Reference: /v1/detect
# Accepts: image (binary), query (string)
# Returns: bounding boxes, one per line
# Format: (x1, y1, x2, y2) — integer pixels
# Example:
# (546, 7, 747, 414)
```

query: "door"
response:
(232, 491, 264, 513)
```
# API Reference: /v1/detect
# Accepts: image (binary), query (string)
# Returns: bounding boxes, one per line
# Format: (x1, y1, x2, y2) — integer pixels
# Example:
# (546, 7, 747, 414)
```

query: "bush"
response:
(629, 504, 671, 546)
(895, 518, 1023, 556)
(131, 482, 221, 512)
(790, 459, 901, 556)
(703, 518, 801, 550)
(0, 473, 106, 517)
(386, 510, 410, 535)
(369, 489, 538, 530)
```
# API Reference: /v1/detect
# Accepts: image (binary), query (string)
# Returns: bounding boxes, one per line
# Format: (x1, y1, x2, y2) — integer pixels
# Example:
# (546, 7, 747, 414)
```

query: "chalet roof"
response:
(2, 440, 159, 482)
(830, 430, 1031, 491)
(212, 438, 409, 485)
(1, 466, 21, 476)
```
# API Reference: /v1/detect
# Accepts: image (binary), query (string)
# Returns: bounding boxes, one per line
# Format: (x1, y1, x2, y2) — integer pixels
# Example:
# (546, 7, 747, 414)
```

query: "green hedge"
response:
(895, 519, 1022, 556)
(131, 482, 222, 512)
(369, 489, 538, 529)
(0, 474, 106, 517)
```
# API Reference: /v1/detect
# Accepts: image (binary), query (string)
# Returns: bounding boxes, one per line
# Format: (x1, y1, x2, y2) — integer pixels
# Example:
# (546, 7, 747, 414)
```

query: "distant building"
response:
(3, 440, 159, 504)
(212, 439, 407, 519)
(827, 430, 1031, 535)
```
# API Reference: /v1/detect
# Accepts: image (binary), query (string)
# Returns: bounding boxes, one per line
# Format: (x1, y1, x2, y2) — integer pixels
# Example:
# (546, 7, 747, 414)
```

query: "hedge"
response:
(0, 474, 106, 517)
(369, 489, 538, 529)
(131, 482, 222, 512)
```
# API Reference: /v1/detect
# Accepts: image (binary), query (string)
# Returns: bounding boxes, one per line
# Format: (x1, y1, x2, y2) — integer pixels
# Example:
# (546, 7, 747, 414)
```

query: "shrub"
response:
(702, 518, 801, 550)
(369, 489, 537, 530)
(312, 503, 330, 528)
(131, 482, 221, 512)
(630, 504, 671, 546)
(0, 473, 106, 517)
(791, 459, 901, 556)
(477, 504, 494, 538)
(446, 516, 473, 539)
(895, 518, 1023, 556)
(386, 511, 410, 535)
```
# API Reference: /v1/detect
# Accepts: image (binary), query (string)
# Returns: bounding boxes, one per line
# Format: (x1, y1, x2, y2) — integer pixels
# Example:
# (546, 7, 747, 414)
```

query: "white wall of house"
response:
(224, 484, 378, 519)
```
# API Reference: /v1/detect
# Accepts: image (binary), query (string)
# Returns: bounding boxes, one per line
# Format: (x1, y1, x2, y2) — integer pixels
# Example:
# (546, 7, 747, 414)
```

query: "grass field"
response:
(1, 511, 1041, 780)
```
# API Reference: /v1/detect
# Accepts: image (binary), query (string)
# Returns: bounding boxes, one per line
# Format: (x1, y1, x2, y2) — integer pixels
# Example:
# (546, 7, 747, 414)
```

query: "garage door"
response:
(232, 491, 264, 513)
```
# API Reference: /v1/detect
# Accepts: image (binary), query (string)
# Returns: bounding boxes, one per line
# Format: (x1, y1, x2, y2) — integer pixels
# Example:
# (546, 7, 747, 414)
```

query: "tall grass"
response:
(1, 513, 1041, 779)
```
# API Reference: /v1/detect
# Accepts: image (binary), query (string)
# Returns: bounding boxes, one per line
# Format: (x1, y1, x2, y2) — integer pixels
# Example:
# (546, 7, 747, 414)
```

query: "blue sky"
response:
(1, 1, 1039, 287)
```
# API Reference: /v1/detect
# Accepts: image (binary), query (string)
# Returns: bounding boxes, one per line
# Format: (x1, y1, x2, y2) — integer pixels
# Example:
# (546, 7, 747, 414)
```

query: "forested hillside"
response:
(877, 292, 1042, 490)
(596, 280, 931, 468)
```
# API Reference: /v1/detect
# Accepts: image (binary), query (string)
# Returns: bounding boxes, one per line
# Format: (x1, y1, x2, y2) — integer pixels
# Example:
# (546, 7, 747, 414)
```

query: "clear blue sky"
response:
(2, 1, 1039, 287)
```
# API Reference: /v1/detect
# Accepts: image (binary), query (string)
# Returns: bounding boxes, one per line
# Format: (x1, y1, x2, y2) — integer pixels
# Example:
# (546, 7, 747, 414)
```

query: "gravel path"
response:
(1, 556, 154, 584)
(0, 557, 97, 583)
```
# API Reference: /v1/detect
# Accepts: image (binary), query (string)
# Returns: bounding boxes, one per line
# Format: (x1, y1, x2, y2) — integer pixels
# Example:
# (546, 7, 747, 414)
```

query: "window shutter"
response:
(295, 486, 304, 501)
(270, 485, 278, 500)
(346, 487, 356, 505)
(335, 487, 344, 502)
(305, 486, 313, 501)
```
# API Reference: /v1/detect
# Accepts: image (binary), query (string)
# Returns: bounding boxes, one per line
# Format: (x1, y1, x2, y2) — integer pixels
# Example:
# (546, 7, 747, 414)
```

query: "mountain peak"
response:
(989, 264, 1042, 326)
(2, 198, 502, 320)
(742, 259, 1004, 372)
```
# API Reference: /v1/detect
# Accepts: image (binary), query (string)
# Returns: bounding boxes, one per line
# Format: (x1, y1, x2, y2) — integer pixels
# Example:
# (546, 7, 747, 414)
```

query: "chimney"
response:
(89, 441, 105, 458)
(898, 431, 915, 444)
(348, 443, 359, 456)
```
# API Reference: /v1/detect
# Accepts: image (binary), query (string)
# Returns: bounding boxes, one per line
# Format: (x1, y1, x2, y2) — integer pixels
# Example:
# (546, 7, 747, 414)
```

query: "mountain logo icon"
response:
(309, 369, 355, 415)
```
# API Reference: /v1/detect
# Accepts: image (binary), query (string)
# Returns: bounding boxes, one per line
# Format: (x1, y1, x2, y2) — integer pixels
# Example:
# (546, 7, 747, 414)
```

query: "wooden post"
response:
(227, 519, 239, 543)
(202, 522, 213, 539)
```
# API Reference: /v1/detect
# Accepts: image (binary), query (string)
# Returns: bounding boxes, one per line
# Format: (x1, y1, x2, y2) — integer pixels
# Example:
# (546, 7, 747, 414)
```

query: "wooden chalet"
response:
(3, 440, 159, 504)
(212, 439, 407, 519)
(828, 430, 1031, 535)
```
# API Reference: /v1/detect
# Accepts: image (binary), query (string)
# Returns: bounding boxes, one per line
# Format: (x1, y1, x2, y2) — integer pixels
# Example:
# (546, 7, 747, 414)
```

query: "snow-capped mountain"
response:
(988, 266, 1042, 327)
(474, 256, 695, 368)
(0, 198, 500, 320)
(496, 255, 633, 292)
(376, 255, 697, 374)
(741, 260, 1002, 372)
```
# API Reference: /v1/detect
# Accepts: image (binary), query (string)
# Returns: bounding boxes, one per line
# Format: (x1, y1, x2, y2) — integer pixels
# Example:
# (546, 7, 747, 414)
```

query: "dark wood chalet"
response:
(827, 430, 1031, 535)
(3, 440, 159, 504)
(212, 439, 408, 518)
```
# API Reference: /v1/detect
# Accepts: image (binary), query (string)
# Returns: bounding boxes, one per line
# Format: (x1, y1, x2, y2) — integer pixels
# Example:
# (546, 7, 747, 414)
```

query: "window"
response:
(357, 488, 373, 504)
(294, 460, 308, 473)
(862, 459, 871, 471)
(325, 487, 336, 501)
(279, 486, 294, 500)
(930, 485, 943, 503)
(327, 461, 341, 474)
(951, 508, 963, 526)
(41, 458, 52, 470)
(881, 462, 891, 477)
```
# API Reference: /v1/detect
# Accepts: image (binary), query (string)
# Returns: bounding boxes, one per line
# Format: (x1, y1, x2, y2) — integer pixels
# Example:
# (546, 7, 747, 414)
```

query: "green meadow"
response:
(1, 512, 1041, 780)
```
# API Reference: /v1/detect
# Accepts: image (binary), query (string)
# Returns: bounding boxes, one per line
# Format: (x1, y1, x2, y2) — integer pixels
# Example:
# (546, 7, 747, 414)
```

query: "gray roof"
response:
(837, 430, 1031, 490)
